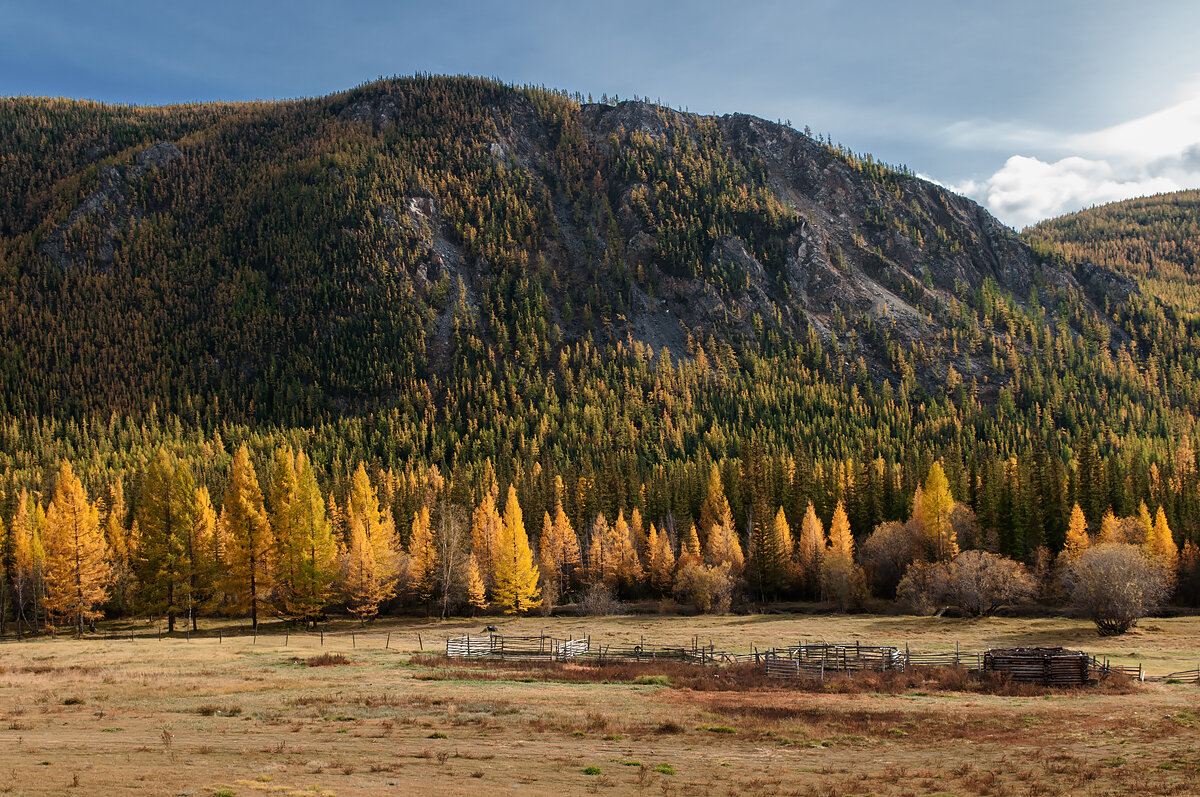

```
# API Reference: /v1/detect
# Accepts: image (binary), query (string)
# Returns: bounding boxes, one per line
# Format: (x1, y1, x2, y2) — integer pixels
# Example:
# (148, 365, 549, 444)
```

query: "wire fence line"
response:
(3, 625, 1197, 683)
(0, 624, 436, 652)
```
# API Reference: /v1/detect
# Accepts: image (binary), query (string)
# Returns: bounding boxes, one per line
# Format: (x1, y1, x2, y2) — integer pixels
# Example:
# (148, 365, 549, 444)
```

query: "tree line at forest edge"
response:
(4, 440, 1193, 637)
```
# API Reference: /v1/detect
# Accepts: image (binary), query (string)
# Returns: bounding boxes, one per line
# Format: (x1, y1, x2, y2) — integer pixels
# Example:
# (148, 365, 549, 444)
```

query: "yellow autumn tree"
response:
(465, 553, 488, 613)
(796, 502, 825, 599)
(1098, 509, 1119, 543)
(222, 444, 272, 630)
(609, 510, 645, 592)
(406, 506, 435, 603)
(348, 462, 398, 582)
(698, 463, 733, 549)
(920, 463, 958, 561)
(537, 495, 581, 602)
(342, 516, 391, 623)
(1136, 502, 1154, 546)
(819, 500, 866, 610)
(491, 486, 540, 613)
(1148, 506, 1178, 574)
(9, 491, 46, 635)
(646, 522, 676, 594)
(135, 448, 200, 632)
(43, 462, 110, 635)
(773, 507, 797, 589)
(585, 512, 613, 585)
(1063, 503, 1090, 559)
(704, 518, 744, 575)
(192, 485, 220, 619)
(269, 448, 337, 626)
(471, 488, 504, 593)
(100, 477, 135, 616)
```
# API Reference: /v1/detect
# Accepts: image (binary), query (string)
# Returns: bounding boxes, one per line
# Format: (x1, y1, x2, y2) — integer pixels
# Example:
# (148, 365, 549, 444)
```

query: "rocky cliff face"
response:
(330, 87, 1127, 390)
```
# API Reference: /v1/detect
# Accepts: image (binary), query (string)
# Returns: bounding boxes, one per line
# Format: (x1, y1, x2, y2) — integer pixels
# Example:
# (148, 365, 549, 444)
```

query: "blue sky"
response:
(4, 1, 1200, 228)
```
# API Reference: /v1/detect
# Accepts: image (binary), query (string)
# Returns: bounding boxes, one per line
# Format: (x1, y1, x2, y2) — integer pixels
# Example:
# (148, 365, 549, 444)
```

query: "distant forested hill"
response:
(1, 75, 1198, 562)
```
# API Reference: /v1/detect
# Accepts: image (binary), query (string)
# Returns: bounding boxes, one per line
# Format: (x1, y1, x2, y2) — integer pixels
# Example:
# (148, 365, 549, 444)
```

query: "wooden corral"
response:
(982, 647, 1090, 685)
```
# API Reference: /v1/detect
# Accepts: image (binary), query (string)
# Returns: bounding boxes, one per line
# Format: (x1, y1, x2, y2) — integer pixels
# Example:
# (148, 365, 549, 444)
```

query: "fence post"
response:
(218, 629, 222, 644)
(386, 632, 391, 650)
(418, 633, 423, 651)
(352, 632, 356, 649)
(284, 631, 288, 647)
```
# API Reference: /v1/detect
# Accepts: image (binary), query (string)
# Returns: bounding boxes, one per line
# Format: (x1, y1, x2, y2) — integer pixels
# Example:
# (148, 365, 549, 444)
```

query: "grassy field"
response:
(1, 614, 1199, 795)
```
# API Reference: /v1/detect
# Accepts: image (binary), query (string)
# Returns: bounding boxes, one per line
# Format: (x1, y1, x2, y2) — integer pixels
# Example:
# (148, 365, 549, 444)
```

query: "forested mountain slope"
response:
(1, 75, 1197, 560)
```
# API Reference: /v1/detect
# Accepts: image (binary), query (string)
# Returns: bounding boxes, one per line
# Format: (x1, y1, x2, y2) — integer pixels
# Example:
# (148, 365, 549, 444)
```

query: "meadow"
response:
(2, 614, 1199, 795)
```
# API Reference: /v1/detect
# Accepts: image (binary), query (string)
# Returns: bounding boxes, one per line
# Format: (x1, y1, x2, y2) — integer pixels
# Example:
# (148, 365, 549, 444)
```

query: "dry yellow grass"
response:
(0, 614, 1197, 795)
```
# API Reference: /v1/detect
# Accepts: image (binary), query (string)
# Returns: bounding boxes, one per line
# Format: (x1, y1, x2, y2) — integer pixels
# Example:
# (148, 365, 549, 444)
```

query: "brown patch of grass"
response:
(306, 652, 352, 667)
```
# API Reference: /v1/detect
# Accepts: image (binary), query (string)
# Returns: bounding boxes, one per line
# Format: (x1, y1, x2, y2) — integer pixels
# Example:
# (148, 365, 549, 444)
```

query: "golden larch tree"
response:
(406, 505, 435, 603)
(698, 463, 733, 549)
(9, 491, 46, 635)
(704, 518, 744, 575)
(100, 477, 135, 615)
(1149, 506, 1178, 573)
(1064, 503, 1090, 559)
(538, 498, 581, 602)
(471, 489, 504, 593)
(270, 448, 337, 626)
(609, 510, 645, 591)
(819, 500, 866, 610)
(773, 507, 797, 589)
(491, 486, 541, 613)
(920, 463, 958, 561)
(646, 522, 676, 594)
(465, 553, 488, 613)
(136, 449, 200, 632)
(222, 444, 272, 630)
(43, 462, 110, 635)
(585, 512, 612, 585)
(348, 463, 398, 581)
(341, 517, 391, 623)
(680, 523, 702, 559)
(796, 502, 825, 598)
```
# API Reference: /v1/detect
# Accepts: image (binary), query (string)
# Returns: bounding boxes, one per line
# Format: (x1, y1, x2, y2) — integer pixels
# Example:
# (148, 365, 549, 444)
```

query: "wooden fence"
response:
(445, 634, 589, 662)
(982, 647, 1091, 686)
(1150, 667, 1200, 684)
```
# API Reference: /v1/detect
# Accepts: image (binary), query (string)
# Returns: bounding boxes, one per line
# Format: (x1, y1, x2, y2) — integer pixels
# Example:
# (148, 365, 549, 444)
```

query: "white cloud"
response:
(946, 89, 1200, 229)
(952, 155, 1186, 229)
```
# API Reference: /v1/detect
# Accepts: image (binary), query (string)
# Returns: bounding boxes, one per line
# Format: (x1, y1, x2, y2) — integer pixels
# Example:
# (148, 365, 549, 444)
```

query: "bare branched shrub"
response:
(819, 553, 867, 611)
(1064, 543, 1170, 635)
(860, 521, 924, 599)
(898, 551, 1035, 616)
(672, 559, 734, 614)
(942, 550, 1036, 616)
(578, 584, 624, 616)
(896, 560, 946, 615)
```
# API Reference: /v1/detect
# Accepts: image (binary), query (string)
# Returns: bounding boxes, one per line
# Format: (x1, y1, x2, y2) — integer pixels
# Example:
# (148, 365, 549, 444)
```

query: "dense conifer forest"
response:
(1, 75, 1198, 626)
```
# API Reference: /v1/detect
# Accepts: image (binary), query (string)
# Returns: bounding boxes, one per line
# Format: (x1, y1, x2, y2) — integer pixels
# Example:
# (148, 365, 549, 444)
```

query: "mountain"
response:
(1025, 189, 1200, 312)
(1, 76, 1197, 555)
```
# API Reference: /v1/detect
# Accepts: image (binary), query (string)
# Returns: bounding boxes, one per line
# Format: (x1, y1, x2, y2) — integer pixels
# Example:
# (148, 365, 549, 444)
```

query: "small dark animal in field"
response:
(483, 625, 499, 633)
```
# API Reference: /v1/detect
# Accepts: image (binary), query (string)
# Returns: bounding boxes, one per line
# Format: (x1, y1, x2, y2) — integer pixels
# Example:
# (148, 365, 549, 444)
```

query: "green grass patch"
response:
(702, 725, 736, 734)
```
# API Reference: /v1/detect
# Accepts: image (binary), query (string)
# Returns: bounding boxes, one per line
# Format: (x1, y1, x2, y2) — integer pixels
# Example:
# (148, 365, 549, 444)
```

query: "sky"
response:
(4, 1, 1200, 229)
